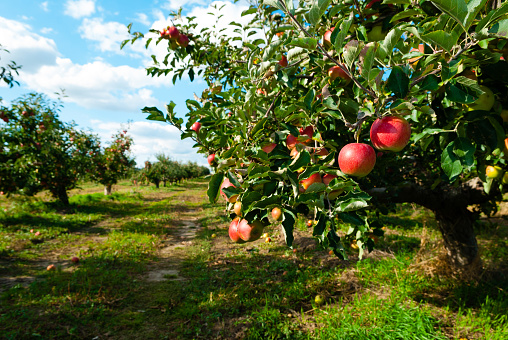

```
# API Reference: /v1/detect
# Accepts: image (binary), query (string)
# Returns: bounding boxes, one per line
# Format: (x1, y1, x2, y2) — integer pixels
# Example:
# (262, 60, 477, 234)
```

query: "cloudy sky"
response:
(0, 0, 253, 167)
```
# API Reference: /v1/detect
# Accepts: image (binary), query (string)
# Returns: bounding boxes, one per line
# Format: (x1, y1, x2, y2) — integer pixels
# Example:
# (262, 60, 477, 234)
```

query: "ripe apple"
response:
(71, 257, 79, 264)
(167, 26, 179, 39)
(370, 116, 411, 152)
(262, 233, 269, 239)
(262, 143, 277, 153)
(228, 218, 246, 243)
(265, 237, 271, 243)
(328, 65, 350, 82)
(47, 264, 56, 271)
(367, 24, 387, 41)
(233, 201, 242, 216)
(237, 219, 265, 242)
(278, 55, 288, 67)
(256, 88, 267, 96)
(207, 153, 216, 166)
(338, 143, 376, 177)
(468, 86, 495, 111)
(299, 126, 313, 142)
(300, 173, 322, 191)
(191, 121, 201, 133)
(211, 233, 217, 238)
(323, 27, 334, 49)
(306, 220, 313, 227)
(271, 207, 282, 221)
(177, 34, 189, 47)
(486, 165, 503, 179)
(220, 177, 238, 203)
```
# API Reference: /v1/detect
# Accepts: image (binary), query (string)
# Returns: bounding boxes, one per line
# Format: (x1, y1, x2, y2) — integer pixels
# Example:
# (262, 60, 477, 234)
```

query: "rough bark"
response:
(104, 185, 112, 196)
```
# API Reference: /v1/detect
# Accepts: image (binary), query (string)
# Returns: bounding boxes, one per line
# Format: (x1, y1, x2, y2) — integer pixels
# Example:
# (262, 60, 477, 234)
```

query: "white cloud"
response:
(135, 13, 150, 27)
(0, 17, 58, 73)
(21, 58, 173, 112)
(40, 27, 53, 34)
(162, 0, 207, 11)
(41, 1, 49, 12)
(64, 0, 96, 19)
(90, 120, 206, 167)
(79, 18, 130, 53)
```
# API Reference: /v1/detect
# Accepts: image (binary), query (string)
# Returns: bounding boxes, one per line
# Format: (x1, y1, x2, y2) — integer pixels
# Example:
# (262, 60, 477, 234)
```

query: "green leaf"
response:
(386, 66, 409, 98)
(241, 7, 257, 16)
(288, 37, 318, 50)
(441, 140, 463, 182)
(343, 40, 362, 70)
(430, 0, 468, 30)
(262, 40, 284, 61)
(390, 9, 423, 22)
(420, 30, 459, 53)
(445, 83, 478, 104)
(142, 106, 165, 122)
(452, 137, 475, 170)
(361, 43, 377, 82)
(251, 117, 269, 138)
(333, 13, 353, 53)
(281, 210, 296, 247)
(289, 150, 311, 172)
(242, 191, 263, 210)
(227, 170, 242, 188)
(313, 213, 327, 241)
(263, 0, 284, 11)
(307, 0, 332, 26)
(489, 19, 508, 38)
(304, 88, 315, 111)
(207, 173, 224, 203)
(412, 128, 448, 143)
(287, 47, 306, 61)
(476, 1, 508, 33)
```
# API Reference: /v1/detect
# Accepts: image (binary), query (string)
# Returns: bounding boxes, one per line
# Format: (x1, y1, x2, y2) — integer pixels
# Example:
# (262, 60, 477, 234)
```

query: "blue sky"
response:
(0, 0, 253, 166)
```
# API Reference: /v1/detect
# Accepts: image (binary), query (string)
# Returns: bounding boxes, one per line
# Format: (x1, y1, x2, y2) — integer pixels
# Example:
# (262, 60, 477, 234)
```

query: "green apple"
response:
(500, 109, 508, 123)
(468, 86, 495, 111)
(367, 25, 387, 42)
(503, 172, 508, 185)
(314, 295, 325, 305)
(486, 165, 503, 179)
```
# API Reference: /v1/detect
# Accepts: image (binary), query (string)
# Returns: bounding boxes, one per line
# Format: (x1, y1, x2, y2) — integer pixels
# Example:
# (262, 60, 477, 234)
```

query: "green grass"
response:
(0, 180, 507, 339)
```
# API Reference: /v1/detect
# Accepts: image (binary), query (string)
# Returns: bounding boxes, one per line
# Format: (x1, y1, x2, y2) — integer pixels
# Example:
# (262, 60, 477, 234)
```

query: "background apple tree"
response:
(88, 129, 136, 195)
(124, 0, 508, 271)
(0, 93, 101, 205)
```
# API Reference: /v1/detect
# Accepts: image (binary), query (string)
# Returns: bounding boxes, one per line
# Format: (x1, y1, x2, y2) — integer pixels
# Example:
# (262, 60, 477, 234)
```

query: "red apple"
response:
(220, 177, 238, 203)
(228, 218, 245, 243)
(299, 126, 313, 142)
(271, 207, 282, 221)
(322, 174, 337, 185)
(191, 121, 201, 133)
(71, 257, 79, 264)
(177, 34, 189, 47)
(286, 134, 299, 149)
(237, 219, 265, 242)
(278, 55, 288, 67)
(47, 264, 56, 271)
(300, 173, 322, 191)
(257, 88, 267, 96)
(207, 153, 216, 166)
(338, 143, 376, 177)
(370, 116, 411, 152)
(328, 65, 350, 82)
(262, 143, 277, 153)
(323, 27, 334, 49)
(167, 26, 179, 39)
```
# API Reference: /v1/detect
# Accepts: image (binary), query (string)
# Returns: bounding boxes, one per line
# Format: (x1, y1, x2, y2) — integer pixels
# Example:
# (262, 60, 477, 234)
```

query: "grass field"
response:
(0, 179, 507, 339)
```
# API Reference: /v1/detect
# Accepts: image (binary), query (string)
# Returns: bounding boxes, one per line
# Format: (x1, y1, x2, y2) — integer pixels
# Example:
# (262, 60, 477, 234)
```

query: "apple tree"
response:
(88, 130, 136, 195)
(0, 93, 101, 205)
(0, 44, 20, 89)
(124, 0, 508, 270)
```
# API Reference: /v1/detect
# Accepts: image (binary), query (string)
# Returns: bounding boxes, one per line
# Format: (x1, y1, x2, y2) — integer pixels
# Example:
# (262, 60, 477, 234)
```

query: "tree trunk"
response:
(56, 188, 69, 206)
(433, 206, 480, 268)
(154, 181, 159, 189)
(104, 185, 112, 196)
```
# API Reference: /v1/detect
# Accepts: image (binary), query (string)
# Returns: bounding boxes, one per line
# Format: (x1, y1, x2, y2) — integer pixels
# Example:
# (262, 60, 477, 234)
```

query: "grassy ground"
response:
(0, 179, 507, 339)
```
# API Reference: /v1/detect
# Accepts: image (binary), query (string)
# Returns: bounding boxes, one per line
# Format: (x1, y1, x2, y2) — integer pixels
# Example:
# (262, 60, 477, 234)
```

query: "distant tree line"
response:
(133, 153, 210, 188)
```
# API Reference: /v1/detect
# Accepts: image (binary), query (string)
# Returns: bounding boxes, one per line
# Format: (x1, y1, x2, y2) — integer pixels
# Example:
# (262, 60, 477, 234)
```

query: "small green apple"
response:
(367, 25, 387, 41)
(486, 165, 503, 179)
(468, 86, 495, 111)
(314, 295, 325, 305)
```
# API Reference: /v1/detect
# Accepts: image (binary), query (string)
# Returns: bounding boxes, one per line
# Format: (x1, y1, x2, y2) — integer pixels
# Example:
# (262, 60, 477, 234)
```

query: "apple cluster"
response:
(160, 25, 189, 49)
